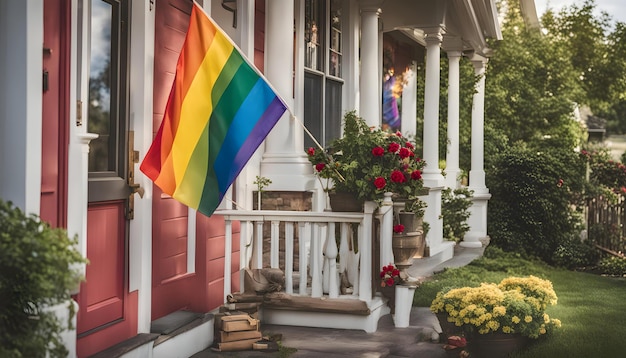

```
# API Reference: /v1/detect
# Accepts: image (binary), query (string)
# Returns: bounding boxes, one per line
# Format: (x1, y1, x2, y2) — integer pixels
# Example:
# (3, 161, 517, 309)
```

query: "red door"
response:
(41, 0, 69, 227)
(76, 0, 137, 356)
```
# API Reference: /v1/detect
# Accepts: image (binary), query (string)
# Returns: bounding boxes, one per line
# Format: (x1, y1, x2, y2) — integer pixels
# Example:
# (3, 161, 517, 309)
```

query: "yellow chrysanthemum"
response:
(524, 315, 533, 323)
(512, 316, 521, 324)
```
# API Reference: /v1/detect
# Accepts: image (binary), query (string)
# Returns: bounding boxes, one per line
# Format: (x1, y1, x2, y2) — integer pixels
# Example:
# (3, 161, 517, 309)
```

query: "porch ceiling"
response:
(380, 0, 502, 56)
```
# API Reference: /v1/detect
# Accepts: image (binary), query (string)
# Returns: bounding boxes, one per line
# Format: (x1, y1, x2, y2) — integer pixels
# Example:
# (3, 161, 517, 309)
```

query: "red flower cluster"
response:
(305, 111, 425, 208)
(380, 264, 401, 287)
(393, 224, 405, 234)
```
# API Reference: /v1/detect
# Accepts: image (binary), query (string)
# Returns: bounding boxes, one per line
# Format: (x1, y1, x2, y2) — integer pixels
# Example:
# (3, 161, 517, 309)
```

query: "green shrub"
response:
(0, 200, 86, 358)
(486, 144, 586, 264)
(441, 187, 473, 242)
(552, 234, 600, 269)
(598, 256, 626, 276)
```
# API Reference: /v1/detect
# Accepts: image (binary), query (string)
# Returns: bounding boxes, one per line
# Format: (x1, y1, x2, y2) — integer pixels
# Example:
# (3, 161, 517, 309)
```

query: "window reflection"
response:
(88, 0, 113, 172)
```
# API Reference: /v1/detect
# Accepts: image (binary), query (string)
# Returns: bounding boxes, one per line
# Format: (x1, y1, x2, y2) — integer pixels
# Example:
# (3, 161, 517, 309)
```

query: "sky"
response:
(534, 0, 626, 26)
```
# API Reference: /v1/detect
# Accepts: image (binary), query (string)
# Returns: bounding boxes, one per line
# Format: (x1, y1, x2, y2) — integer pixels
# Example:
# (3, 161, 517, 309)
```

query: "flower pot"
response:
(328, 191, 364, 212)
(392, 232, 424, 269)
(468, 332, 529, 358)
(398, 212, 423, 235)
(435, 313, 461, 340)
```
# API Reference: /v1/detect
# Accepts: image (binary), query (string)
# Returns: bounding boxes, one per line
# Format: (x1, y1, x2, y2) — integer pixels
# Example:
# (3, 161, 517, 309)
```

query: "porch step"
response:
(151, 310, 203, 335)
(89, 311, 215, 358)
(88, 333, 160, 358)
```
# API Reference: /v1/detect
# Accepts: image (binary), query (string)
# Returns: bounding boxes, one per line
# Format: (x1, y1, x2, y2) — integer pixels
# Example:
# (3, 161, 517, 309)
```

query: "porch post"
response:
(420, 27, 450, 259)
(261, 0, 313, 191)
(443, 37, 462, 189)
(0, 0, 43, 213)
(358, 0, 383, 127)
(422, 28, 445, 187)
(462, 54, 491, 248)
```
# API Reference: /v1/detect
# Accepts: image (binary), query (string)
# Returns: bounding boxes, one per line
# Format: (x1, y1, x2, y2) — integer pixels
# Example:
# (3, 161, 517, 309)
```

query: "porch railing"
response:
(217, 198, 395, 305)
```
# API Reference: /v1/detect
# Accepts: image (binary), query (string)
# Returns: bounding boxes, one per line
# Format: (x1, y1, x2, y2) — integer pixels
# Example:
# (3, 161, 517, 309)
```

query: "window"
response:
(87, 0, 130, 202)
(304, 0, 343, 149)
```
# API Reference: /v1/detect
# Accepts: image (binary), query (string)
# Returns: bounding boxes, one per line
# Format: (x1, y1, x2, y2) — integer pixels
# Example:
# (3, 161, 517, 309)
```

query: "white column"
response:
(261, 0, 313, 191)
(0, 0, 43, 213)
(445, 50, 462, 189)
(468, 56, 487, 192)
(462, 54, 491, 248)
(421, 28, 445, 188)
(358, 2, 382, 127)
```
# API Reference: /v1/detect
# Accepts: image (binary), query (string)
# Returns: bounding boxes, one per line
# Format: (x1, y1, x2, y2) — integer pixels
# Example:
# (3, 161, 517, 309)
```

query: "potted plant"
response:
(306, 110, 426, 212)
(0, 199, 86, 357)
(430, 276, 562, 358)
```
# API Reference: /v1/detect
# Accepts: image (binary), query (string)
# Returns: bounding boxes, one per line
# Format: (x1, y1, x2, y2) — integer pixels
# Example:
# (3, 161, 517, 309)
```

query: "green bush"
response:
(486, 144, 586, 264)
(598, 256, 626, 276)
(552, 234, 600, 269)
(0, 200, 86, 358)
(441, 187, 473, 242)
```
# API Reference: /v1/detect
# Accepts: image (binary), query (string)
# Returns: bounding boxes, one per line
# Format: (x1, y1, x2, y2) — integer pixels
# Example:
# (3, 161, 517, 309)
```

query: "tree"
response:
(541, 0, 626, 133)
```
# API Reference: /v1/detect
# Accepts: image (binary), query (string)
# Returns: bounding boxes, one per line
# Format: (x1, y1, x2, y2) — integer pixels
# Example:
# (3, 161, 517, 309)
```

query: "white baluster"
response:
(359, 202, 376, 301)
(326, 222, 339, 298)
(271, 220, 280, 268)
(253, 221, 263, 269)
(311, 223, 324, 297)
(299, 222, 310, 295)
(285, 222, 294, 294)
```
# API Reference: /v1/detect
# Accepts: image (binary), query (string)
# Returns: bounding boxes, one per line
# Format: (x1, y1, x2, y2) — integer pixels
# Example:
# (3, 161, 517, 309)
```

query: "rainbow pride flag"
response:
(140, 2, 287, 216)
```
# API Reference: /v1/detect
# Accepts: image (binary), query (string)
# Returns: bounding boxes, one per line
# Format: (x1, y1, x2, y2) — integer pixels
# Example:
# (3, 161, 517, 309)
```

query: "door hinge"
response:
(76, 100, 83, 126)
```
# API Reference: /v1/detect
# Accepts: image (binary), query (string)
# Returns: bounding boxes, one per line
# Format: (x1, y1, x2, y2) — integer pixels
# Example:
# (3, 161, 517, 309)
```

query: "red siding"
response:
(151, 0, 241, 320)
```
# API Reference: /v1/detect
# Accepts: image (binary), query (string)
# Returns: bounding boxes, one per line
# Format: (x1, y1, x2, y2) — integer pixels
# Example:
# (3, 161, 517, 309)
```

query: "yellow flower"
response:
(524, 315, 533, 323)
(493, 306, 506, 317)
(512, 316, 521, 324)
(502, 326, 512, 333)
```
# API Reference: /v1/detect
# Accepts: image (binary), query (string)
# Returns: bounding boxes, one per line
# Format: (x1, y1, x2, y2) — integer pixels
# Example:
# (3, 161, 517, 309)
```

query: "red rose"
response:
(388, 142, 400, 153)
(390, 170, 406, 183)
(392, 268, 400, 276)
(307, 147, 315, 156)
(411, 170, 422, 180)
(395, 131, 403, 138)
(372, 146, 385, 157)
(393, 224, 405, 233)
(405, 142, 414, 149)
(399, 147, 411, 159)
(374, 177, 386, 189)
(315, 163, 326, 172)
(385, 277, 395, 286)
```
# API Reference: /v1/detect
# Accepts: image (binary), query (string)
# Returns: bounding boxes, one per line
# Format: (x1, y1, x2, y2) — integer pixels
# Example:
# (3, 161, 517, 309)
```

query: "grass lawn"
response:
(414, 247, 626, 358)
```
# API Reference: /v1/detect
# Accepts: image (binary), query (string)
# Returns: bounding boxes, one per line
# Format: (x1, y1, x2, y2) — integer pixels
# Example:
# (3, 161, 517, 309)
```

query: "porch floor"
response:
(194, 244, 486, 357)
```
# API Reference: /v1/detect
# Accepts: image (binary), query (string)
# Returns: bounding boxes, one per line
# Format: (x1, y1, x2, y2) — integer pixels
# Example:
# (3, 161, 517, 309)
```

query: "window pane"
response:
(304, 72, 323, 149)
(88, 0, 114, 172)
(329, 0, 341, 77)
(305, 0, 322, 71)
(325, 79, 342, 144)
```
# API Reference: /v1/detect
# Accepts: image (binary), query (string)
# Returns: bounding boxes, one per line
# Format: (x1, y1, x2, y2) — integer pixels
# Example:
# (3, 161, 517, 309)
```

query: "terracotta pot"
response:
(328, 191, 364, 212)
(468, 332, 529, 358)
